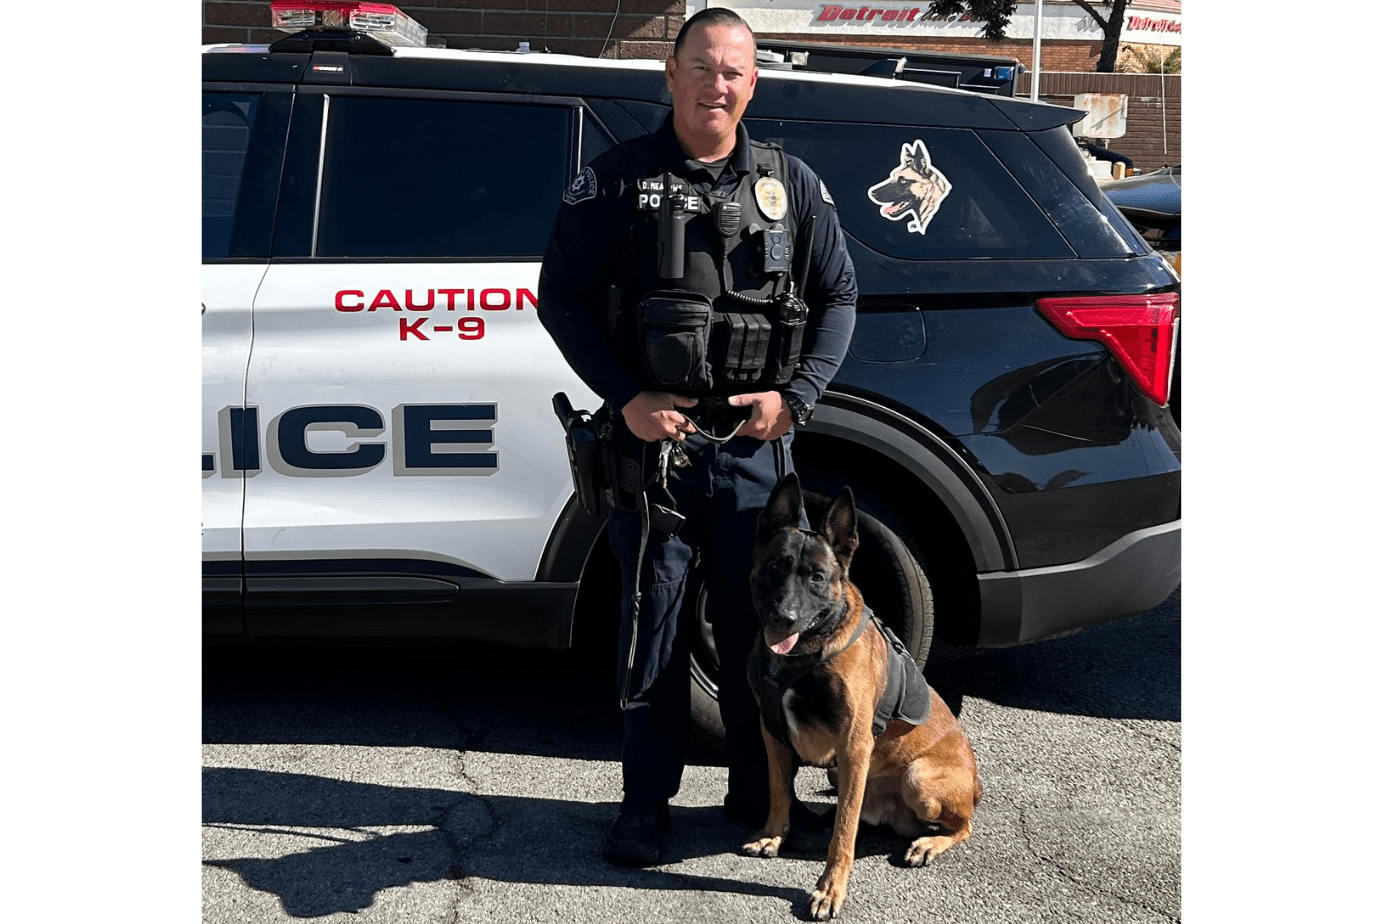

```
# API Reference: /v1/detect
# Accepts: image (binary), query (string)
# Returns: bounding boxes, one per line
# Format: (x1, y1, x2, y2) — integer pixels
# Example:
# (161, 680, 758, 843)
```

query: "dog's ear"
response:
(905, 139, 931, 174)
(757, 473, 803, 545)
(821, 487, 859, 570)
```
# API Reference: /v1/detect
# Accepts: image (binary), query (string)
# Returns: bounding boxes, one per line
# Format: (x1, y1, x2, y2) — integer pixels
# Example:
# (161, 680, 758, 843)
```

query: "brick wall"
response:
(1018, 72, 1181, 171)
(202, 1, 684, 59)
(759, 33, 1102, 72)
(203, 3, 1180, 73)
(202, 3, 1178, 168)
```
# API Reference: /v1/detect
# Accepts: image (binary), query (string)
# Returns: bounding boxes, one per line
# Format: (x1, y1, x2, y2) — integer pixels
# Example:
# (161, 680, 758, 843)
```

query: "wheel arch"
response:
(797, 391, 1017, 645)
(536, 389, 1019, 648)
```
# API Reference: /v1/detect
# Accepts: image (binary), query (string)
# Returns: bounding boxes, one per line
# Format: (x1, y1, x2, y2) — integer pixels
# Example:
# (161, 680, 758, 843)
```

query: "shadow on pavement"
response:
(203, 638, 627, 757)
(203, 767, 803, 918)
(927, 588, 1180, 722)
(203, 589, 1179, 758)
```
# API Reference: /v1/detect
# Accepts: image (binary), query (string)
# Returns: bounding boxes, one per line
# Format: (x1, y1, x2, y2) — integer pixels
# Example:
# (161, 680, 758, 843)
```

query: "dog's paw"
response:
(741, 833, 783, 858)
(904, 835, 952, 867)
(808, 885, 845, 920)
(903, 842, 935, 867)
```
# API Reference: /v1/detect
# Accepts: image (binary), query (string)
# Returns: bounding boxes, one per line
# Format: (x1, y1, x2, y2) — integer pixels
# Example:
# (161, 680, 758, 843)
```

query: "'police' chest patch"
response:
(563, 166, 597, 205)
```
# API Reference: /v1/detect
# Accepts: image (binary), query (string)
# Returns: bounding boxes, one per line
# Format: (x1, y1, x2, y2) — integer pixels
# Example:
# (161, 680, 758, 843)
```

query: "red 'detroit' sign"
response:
(1127, 16, 1181, 33)
(816, 5, 926, 22)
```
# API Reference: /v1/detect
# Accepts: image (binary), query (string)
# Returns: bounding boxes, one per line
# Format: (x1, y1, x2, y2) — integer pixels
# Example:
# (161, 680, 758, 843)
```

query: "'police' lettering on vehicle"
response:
(202, 403, 499, 475)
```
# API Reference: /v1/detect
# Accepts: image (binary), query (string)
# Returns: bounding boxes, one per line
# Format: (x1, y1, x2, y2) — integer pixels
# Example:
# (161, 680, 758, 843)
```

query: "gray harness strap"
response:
(872, 621, 932, 735)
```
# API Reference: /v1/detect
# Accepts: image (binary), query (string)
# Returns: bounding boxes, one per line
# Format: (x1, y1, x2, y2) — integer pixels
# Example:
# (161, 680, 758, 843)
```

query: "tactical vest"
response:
(755, 611, 933, 750)
(611, 137, 809, 397)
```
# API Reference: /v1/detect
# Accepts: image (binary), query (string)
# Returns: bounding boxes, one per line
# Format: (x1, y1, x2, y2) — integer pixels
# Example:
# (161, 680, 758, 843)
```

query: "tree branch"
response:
(1068, 0, 1110, 31)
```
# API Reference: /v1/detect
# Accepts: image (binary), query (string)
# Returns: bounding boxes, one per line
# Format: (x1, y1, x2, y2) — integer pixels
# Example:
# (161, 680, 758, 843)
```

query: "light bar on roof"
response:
(270, 1, 428, 48)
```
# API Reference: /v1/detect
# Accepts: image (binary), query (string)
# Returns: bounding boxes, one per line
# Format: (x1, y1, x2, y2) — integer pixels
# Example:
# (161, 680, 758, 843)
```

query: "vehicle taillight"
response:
(270, 1, 427, 48)
(1036, 293, 1179, 406)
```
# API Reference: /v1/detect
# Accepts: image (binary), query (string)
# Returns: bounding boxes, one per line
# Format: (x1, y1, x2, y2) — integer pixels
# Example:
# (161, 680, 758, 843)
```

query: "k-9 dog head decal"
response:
(868, 140, 952, 235)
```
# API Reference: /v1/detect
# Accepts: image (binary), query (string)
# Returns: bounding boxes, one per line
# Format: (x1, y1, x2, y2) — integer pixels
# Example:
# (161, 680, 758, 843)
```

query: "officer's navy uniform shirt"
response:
(538, 116, 857, 414)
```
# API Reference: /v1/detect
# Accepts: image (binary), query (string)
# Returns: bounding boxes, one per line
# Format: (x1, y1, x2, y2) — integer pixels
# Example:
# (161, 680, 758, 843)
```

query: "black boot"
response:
(604, 800, 672, 867)
(784, 800, 835, 852)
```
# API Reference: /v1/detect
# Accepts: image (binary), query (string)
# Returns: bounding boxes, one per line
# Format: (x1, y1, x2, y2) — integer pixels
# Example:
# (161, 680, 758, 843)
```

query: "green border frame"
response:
(8, 3, 197, 918)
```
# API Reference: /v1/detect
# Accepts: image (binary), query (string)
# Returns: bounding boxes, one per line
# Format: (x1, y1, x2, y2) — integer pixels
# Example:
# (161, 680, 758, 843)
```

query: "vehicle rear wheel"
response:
(688, 471, 934, 754)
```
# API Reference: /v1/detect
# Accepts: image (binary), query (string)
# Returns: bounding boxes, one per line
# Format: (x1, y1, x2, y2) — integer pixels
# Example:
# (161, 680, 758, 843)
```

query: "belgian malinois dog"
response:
(742, 473, 982, 920)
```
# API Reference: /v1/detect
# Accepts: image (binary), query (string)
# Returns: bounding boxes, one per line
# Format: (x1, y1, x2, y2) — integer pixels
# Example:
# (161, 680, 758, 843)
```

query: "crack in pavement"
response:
(1112, 718, 1182, 752)
(1016, 805, 1178, 922)
(432, 696, 503, 920)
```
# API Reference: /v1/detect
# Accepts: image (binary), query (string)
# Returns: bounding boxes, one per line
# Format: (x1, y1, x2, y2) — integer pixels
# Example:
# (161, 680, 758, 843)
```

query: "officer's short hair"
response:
(672, 7, 756, 60)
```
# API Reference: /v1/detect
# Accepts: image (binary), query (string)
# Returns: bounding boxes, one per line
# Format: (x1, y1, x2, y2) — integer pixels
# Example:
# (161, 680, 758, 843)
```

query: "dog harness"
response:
(873, 620, 933, 736)
(755, 608, 932, 748)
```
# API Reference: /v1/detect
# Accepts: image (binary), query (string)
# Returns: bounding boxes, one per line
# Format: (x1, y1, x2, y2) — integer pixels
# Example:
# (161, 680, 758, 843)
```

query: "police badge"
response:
(754, 176, 788, 221)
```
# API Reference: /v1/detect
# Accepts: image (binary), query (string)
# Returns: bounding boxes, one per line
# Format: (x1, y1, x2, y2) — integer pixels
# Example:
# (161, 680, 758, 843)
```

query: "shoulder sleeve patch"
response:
(563, 166, 598, 205)
(819, 178, 835, 207)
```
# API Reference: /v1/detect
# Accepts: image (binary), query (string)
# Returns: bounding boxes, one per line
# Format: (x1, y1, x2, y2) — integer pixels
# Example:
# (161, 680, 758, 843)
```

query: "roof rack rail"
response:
(755, 39, 1022, 97)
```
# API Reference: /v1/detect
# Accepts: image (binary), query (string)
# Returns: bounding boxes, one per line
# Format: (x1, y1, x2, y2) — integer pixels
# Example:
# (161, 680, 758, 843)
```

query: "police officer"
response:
(538, 7, 857, 867)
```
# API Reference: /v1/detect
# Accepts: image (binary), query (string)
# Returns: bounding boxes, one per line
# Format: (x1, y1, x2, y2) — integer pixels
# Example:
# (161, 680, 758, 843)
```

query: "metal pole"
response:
(1030, 0, 1044, 102)
(1161, 66, 1168, 156)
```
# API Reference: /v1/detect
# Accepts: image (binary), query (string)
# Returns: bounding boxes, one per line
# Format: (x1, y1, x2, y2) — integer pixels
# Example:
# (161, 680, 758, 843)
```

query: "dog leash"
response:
(620, 420, 780, 711)
(619, 486, 652, 712)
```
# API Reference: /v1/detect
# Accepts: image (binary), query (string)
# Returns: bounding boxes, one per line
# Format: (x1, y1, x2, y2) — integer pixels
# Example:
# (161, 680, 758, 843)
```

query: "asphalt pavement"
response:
(202, 588, 1181, 923)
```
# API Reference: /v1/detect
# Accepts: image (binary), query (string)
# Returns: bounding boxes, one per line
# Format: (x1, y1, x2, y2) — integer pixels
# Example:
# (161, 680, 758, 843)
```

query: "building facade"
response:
(203, 1, 1181, 67)
(202, 1, 1179, 167)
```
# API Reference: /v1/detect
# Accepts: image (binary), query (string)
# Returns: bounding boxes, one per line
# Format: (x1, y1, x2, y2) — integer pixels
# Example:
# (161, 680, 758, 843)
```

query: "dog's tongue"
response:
(765, 628, 800, 655)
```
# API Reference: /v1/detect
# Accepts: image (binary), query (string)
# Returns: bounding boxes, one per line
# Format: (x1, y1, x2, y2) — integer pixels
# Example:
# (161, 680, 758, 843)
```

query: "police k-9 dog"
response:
(742, 473, 981, 920)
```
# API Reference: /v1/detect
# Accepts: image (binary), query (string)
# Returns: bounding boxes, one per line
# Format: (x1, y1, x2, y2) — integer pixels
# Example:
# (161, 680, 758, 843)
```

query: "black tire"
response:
(688, 470, 935, 754)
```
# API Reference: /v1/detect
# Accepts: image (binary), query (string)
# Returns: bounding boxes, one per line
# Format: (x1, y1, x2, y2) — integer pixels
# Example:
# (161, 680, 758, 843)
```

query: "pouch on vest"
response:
(712, 311, 772, 385)
(636, 291, 714, 390)
(765, 291, 808, 385)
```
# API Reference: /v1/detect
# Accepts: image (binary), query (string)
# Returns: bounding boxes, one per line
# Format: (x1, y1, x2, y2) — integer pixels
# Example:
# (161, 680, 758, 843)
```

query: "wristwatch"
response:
(781, 391, 814, 426)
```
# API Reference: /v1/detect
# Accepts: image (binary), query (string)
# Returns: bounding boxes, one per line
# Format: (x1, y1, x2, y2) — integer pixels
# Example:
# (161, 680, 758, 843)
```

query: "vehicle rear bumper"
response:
(975, 519, 1180, 646)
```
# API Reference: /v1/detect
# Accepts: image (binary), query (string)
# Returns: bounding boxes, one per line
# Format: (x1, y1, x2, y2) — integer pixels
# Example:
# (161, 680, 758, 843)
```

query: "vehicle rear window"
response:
(203, 92, 262, 259)
(747, 119, 1072, 260)
(315, 96, 571, 259)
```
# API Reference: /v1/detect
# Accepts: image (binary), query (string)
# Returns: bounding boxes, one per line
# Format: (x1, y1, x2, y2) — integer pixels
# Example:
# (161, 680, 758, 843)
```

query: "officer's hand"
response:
(728, 391, 792, 441)
(622, 391, 699, 442)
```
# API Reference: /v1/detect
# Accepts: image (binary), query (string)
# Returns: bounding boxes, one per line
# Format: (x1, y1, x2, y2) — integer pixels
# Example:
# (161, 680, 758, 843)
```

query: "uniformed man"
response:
(538, 7, 857, 867)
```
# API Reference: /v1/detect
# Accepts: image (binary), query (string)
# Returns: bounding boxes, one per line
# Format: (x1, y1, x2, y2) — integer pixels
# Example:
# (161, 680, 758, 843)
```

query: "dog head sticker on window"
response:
(868, 140, 952, 235)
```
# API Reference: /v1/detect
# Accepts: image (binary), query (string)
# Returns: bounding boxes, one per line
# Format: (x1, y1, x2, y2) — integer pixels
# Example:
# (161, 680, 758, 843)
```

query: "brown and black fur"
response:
(742, 473, 982, 920)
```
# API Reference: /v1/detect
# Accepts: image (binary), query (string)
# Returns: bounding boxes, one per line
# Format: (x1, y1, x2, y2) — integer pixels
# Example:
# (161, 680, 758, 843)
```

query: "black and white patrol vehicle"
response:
(203, 2, 1180, 746)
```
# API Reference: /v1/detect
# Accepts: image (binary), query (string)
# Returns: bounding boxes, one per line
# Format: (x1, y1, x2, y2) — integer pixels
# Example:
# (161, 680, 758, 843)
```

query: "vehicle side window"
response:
(203, 92, 262, 260)
(581, 108, 613, 166)
(748, 119, 1072, 260)
(315, 96, 571, 259)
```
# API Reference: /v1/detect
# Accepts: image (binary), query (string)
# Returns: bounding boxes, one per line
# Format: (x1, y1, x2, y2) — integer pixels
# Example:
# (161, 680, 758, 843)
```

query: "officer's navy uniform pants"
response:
(606, 426, 798, 819)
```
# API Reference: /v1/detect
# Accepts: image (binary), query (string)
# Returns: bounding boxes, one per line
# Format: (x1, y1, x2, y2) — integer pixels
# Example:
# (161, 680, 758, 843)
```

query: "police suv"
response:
(204, 3, 1181, 746)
